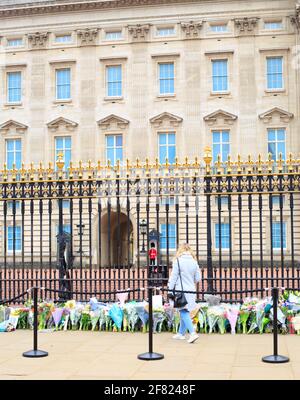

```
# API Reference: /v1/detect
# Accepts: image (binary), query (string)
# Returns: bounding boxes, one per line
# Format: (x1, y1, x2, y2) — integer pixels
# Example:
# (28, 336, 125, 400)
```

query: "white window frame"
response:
(266, 56, 284, 91)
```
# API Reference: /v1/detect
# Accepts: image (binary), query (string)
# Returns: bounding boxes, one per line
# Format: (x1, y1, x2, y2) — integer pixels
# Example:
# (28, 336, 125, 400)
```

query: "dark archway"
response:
(100, 211, 134, 267)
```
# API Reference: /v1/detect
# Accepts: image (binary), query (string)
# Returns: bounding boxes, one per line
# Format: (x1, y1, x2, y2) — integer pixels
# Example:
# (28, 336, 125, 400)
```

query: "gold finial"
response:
(68, 161, 74, 179)
(174, 157, 180, 169)
(11, 163, 18, 181)
(183, 156, 189, 168)
(247, 154, 253, 174)
(87, 160, 93, 178)
(267, 153, 274, 173)
(136, 158, 141, 169)
(56, 152, 65, 173)
(257, 154, 263, 173)
(165, 157, 170, 169)
(154, 157, 160, 171)
(203, 146, 212, 174)
(97, 160, 101, 173)
(215, 154, 222, 174)
(116, 159, 120, 175)
(193, 156, 200, 168)
(47, 162, 53, 179)
(145, 158, 150, 175)
(286, 153, 294, 172)
(277, 153, 283, 172)
(20, 162, 26, 180)
(226, 154, 232, 174)
(78, 160, 83, 179)
(38, 161, 44, 180)
(3, 163, 8, 181)
(29, 162, 35, 180)
(236, 154, 242, 174)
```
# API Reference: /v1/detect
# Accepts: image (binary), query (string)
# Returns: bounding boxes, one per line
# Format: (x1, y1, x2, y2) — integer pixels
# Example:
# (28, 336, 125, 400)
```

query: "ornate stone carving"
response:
(27, 32, 49, 48)
(290, 5, 300, 31)
(180, 21, 203, 38)
(259, 107, 294, 124)
(77, 28, 98, 46)
(203, 110, 238, 126)
(0, 120, 28, 135)
(47, 117, 78, 132)
(150, 112, 183, 128)
(234, 17, 259, 34)
(128, 24, 150, 41)
(97, 114, 129, 130)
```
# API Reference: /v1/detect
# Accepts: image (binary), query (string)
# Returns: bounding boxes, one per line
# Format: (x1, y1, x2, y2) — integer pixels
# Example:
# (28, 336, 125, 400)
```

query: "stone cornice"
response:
(0, 0, 207, 18)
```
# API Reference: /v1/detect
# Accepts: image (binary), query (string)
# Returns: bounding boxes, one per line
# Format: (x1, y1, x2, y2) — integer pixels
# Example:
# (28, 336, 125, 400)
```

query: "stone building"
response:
(0, 0, 299, 267)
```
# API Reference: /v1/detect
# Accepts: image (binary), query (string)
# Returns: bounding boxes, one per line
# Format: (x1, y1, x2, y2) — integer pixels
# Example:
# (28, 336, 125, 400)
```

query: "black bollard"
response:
(23, 287, 48, 358)
(138, 286, 164, 361)
(262, 287, 289, 364)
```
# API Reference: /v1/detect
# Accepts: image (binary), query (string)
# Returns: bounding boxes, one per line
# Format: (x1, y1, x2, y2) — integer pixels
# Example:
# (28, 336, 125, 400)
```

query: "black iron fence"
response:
(0, 150, 299, 303)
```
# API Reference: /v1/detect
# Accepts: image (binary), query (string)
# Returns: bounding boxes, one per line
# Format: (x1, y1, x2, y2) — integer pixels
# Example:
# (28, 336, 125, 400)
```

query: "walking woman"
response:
(168, 243, 201, 343)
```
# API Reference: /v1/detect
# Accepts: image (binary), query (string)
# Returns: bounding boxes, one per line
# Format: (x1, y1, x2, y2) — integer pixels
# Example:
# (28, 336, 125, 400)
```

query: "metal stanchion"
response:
(23, 287, 48, 358)
(262, 287, 289, 364)
(138, 286, 164, 361)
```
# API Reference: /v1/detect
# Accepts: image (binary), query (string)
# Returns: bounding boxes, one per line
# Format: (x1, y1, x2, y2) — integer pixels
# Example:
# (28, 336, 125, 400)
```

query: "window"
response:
(56, 68, 71, 100)
(56, 224, 71, 234)
(268, 128, 286, 160)
(105, 31, 122, 40)
(55, 137, 71, 170)
(160, 196, 175, 206)
(271, 195, 285, 208)
(106, 65, 122, 97)
(160, 223, 176, 250)
(6, 139, 21, 169)
(264, 21, 282, 30)
(267, 57, 283, 90)
(55, 35, 72, 43)
(156, 27, 175, 37)
(7, 201, 20, 214)
(7, 38, 23, 47)
(210, 24, 228, 32)
(215, 223, 230, 249)
(106, 135, 123, 166)
(212, 60, 228, 92)
(159, 63, 174, 95)
(7, 226, 22, 252)
(158, 133, 176, 164)
(215, 196, 229, 207)
(7, 71, 22, 103)
(212, 130, 230, 162)
(272, 222, 286, 250)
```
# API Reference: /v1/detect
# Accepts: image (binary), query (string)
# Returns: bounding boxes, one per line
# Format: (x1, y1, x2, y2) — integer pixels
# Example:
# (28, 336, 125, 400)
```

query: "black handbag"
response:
(172, 259, 188, 309)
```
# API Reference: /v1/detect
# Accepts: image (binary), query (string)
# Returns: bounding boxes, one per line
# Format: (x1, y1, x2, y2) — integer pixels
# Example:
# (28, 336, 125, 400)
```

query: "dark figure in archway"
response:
(56, 231, 73, 300)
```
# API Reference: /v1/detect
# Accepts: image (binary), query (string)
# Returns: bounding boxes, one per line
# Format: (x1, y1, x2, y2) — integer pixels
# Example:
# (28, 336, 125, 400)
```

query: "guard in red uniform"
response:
(148, 242, 157, 272)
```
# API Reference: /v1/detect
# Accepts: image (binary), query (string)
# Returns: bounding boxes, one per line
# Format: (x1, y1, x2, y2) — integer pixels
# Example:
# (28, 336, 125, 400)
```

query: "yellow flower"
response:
(65, 300, 76, 310)
(10, 308, 21, 316)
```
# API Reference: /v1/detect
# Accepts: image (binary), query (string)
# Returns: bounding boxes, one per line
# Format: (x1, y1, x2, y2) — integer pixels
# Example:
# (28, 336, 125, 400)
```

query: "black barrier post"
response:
(23, 287, 48, 358)
(138, 286, 164, 361)
(262, 287, 289, 364)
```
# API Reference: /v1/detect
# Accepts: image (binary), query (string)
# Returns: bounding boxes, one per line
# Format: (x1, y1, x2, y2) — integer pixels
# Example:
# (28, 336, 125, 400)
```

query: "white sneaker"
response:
(187, 333, 199, 344)
(172, 333, 186, 340)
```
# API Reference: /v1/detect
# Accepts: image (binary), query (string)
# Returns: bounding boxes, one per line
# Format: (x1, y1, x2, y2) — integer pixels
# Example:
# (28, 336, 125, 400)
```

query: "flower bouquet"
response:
(124, 302, 139, 332)
(225, 305, 240, 334)
(135, 302, 149, 333)
(207, 307, 221, 333)
(153, 307, 166, 333)
(108, 304, 123, 332)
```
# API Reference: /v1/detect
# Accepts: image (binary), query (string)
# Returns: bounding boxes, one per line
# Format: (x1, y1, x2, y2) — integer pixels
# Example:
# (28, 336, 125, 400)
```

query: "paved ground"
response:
(0, 331, 299, 380)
